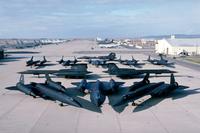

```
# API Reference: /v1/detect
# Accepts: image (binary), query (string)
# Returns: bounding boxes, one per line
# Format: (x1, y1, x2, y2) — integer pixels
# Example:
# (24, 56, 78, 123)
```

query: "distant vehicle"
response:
(118, 56, 145, 68)
(57, 56, 79, 66)
(178, 50, 189, 57)
(6, 75, 81, 107)
(146, 55, 175, 67)
(78, 52, 116, 61)
(96, 37, 113, 44)
(72, 79, 124, 106)
(104, 63, 176, 78)
(19, 64, 91, 78)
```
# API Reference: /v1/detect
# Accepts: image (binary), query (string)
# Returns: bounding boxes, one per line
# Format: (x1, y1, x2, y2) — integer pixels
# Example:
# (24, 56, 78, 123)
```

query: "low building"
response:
(156, 38, 200, 55)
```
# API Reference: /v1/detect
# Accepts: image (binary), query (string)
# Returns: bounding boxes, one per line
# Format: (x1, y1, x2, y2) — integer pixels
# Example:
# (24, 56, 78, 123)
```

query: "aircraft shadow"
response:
(35, 64, 57, 69)
(133, 88, 200, 113)
(0, 56, 27, 64)
(5, 51, 40, 54)
(107, 87, 130, 113)
(65, 87, 102, 113)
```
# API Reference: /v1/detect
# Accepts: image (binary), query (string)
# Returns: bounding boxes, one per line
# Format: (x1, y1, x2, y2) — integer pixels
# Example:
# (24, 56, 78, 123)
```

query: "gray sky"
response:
(0, 0, 200, 38)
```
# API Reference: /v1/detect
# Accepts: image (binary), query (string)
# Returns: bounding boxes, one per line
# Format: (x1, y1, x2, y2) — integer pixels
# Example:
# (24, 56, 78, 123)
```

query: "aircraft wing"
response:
(19, 70, 58, 75)
(71, 82, 96, 91)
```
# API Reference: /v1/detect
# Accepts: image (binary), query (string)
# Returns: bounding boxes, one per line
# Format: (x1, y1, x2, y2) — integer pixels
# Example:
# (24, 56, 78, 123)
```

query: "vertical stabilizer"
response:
(19, 74, 25, 84)
(45, 74, 51, 81)
(170, 74, 175, 84)
(143, 73, 149, 82)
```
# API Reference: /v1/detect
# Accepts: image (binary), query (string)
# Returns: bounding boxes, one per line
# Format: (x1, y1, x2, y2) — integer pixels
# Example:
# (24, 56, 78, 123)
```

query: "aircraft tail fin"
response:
(108, 63, 119, 73)
(143, 73, 149, 83)
(108, 52, 116, 60)
(170, 74, 175, 84)
(132, 56, 134, 61)
(19, 74, 25, 84)
(74, 56, 77, 62)
(43, 56, 47, 62)
(148, 55, 151, 61)
(160, 54, 164, 60)
(30, 56, 33, 61)
(45, 74, 51, 81)
(119, 56, 121, 62)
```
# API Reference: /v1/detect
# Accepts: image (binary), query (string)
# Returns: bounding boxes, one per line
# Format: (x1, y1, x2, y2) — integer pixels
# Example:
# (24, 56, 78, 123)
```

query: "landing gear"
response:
(59, 103, 64, 106)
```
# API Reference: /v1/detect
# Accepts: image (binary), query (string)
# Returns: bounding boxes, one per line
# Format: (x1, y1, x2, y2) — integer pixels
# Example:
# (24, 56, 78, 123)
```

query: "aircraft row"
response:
(6, 73, 187, 108)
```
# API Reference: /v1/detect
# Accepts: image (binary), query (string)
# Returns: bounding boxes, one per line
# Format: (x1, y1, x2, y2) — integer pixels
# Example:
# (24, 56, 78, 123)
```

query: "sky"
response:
(0, 0, 200, 38)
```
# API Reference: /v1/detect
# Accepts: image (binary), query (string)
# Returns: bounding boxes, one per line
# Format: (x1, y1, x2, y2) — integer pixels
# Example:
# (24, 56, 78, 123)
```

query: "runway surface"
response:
(0, 40, 200, 133)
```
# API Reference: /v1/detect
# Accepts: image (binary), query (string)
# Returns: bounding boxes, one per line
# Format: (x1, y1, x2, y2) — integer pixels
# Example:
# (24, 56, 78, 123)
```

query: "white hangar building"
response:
(156, 37, 200, 55)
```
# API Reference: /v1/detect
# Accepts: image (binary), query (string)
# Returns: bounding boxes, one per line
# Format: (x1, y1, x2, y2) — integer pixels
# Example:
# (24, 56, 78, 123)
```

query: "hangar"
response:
(155, 37, 200, 56)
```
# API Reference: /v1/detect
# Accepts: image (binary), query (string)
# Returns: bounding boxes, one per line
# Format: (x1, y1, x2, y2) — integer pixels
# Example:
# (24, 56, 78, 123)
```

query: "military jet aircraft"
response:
(57, 56, 79, 66)
(19, 64, 91, 78)
(146, 55, 175, 67)
(150, 74, 188, 97)
(118, 56, 145, 68)
(71, 79, 124, 106)
(26, 56, 54, 69)
(6, 75, 81, 107)
(78, 52, 116, 61)
(26, 56, 40, 66)
(116, 82, 165, 106)
(87, 59, 108, 68)
(104, 63, 176, 78)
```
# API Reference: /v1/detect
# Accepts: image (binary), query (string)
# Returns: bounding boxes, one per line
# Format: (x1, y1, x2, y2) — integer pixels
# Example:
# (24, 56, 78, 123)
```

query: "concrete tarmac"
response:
(0, 40, 200, 133)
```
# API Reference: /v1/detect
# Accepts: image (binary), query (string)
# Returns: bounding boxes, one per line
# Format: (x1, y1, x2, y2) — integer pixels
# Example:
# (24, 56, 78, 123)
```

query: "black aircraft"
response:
(72, 79, 124, 106)
(150, 74, 188, 97)
(57, 56, 79, 66)
(146, 55, 175, 67)
(26, 56, 54, 69)
(104, 63, 176, 78)
(78, 52, 116, 61)
(19, 64, 91, 78)
(118, 56, 145, 68)
(114, 74, 165, 106)
(26, 56, 40, 66)
(114, 74, 188, 106)
(6, 75, 81, 107)
(87, 59, 108, 68)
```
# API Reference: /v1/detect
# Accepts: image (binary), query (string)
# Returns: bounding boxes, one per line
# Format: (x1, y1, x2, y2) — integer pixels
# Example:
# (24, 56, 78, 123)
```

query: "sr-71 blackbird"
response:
(19, 64, 91, 78)
(72, 79, 124, 106)
(6, 75, 81, 107)
(78, 52, 116, 61)
(114, 74, 188, 106)
(104, 63, 176, 78)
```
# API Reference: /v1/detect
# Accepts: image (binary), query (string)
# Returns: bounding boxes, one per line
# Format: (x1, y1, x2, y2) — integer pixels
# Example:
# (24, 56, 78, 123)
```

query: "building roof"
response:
(166, 38, 200, 47)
